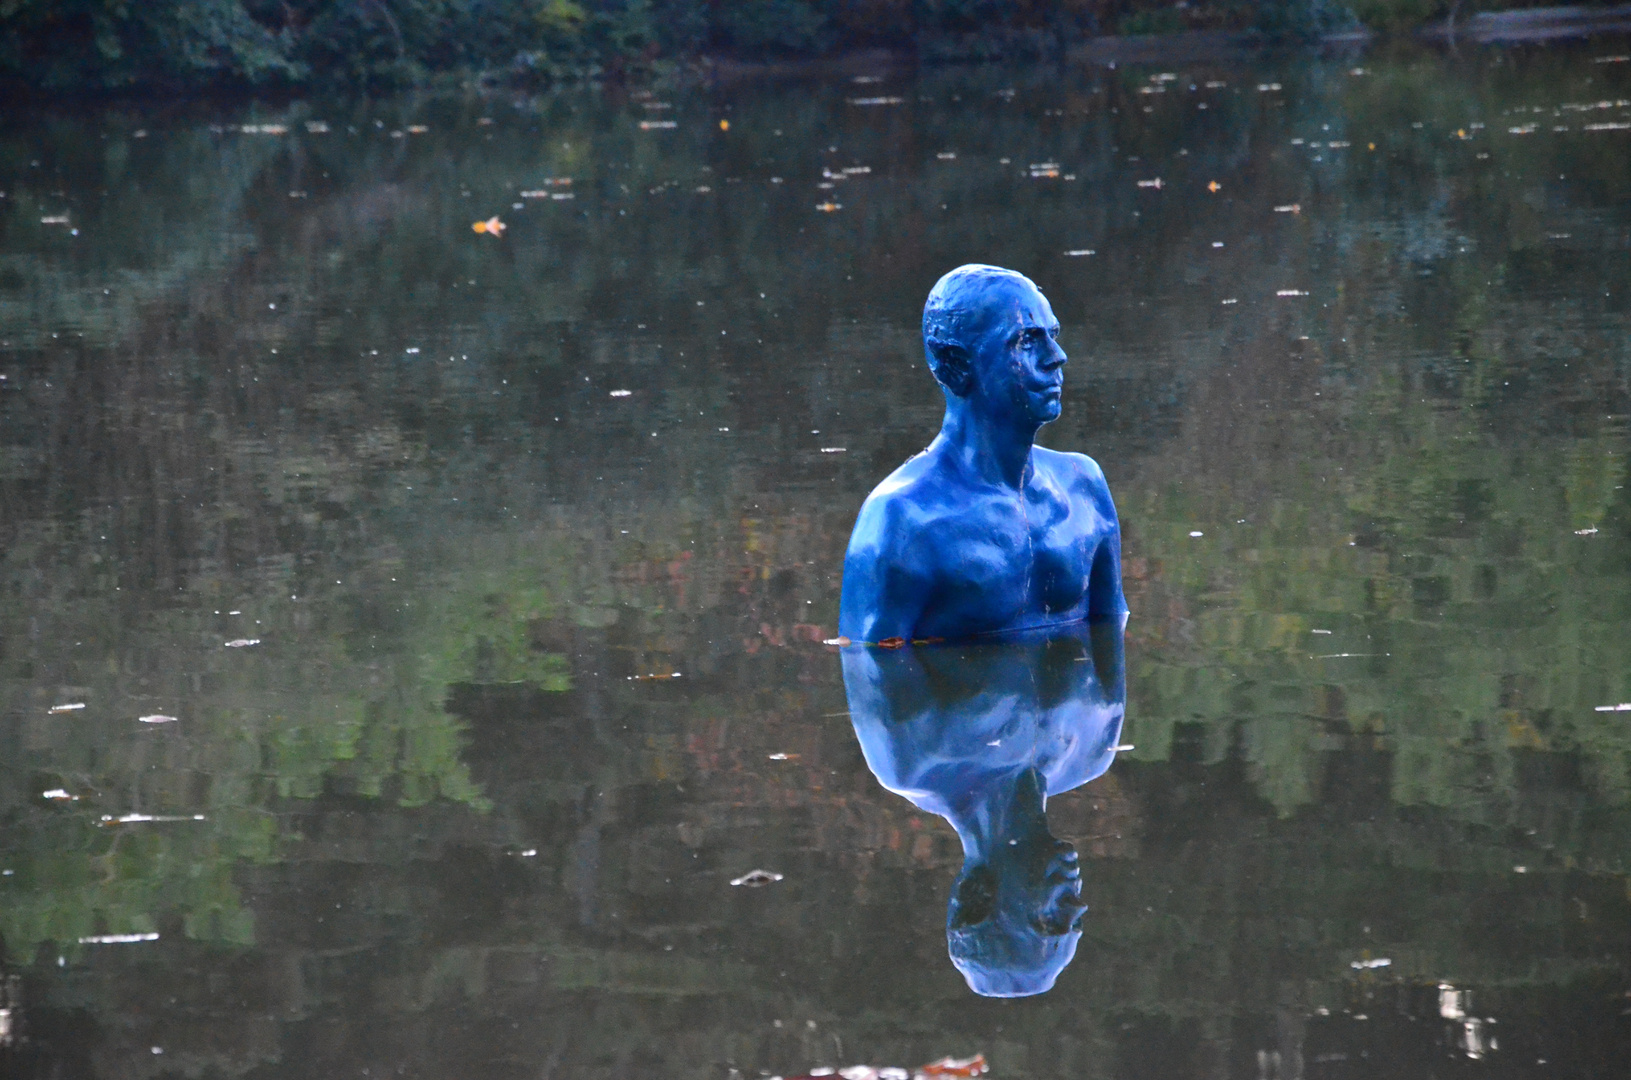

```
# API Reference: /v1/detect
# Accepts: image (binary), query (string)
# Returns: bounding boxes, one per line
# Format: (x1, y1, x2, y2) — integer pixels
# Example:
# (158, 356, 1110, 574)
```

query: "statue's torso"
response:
(840, 447, 1122, 642)
(918, 471, 1103, 638)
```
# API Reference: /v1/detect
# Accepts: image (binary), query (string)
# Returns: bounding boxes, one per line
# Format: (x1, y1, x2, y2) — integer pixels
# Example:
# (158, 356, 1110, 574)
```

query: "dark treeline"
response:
(1, 0, 1619, 94)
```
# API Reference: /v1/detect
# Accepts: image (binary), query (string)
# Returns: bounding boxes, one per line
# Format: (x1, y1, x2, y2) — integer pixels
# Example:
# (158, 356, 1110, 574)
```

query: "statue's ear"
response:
(926, 337, 975, 397)
(948, 863, 997, 928)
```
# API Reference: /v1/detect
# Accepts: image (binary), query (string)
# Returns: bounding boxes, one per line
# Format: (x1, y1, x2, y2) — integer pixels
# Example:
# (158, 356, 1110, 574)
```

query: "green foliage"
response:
(1250, 0, 1360, 39)
(14, 0, 1631, 90)
(1347, 0, 1444, 31)
(12, 0, 1631, 92)
(0, 0, 294, 89)
(712, 0, 828, 54)
(0, 0, 660, 91)
(1117, 6, 1185, 34)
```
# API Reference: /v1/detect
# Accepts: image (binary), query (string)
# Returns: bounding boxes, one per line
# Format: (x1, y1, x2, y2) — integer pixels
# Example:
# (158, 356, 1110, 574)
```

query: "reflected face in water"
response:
(946, 768, 1089, 998)
(841, 620, 1125, 997)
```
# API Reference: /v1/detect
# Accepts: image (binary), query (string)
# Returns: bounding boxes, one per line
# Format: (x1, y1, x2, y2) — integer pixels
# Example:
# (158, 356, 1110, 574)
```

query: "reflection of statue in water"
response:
(838, 264, 1126, 645)
(842, 620, 1127, 997)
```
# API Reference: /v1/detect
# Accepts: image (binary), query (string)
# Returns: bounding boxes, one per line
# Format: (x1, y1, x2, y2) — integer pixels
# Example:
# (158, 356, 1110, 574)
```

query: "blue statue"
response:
(842, 619, 1127, 997)
(838, 264, 1126, 645)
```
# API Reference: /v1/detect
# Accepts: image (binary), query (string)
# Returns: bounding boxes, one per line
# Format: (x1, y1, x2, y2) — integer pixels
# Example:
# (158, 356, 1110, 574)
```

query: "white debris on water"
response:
(79, 933, 160, 944)
(100, 814, 206, 824)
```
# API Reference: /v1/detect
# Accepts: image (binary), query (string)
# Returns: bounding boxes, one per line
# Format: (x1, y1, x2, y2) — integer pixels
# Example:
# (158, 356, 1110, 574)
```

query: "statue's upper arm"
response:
(1073, 455, 1129, 616)
(839, 493, 934, 641)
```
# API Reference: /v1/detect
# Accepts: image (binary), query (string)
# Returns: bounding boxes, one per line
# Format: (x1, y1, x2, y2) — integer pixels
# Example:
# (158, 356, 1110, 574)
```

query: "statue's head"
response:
(922, 264, 1067, 428)
(945, 767, 1087, 998)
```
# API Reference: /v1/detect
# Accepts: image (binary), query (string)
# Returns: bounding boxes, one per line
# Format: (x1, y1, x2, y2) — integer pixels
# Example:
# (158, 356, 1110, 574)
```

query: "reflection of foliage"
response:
(417, 555, 576, 692)
(0, 528, 597, 956)
(1128, 371, 1631, 850)
(1564, 437, 1626, 534)
(0, 806, 274, 957)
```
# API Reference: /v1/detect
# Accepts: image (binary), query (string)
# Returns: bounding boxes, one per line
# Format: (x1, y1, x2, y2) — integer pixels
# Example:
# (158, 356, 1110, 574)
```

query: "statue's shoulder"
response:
(1033, 446, 1112, 496)
(849, 453, 964, 554)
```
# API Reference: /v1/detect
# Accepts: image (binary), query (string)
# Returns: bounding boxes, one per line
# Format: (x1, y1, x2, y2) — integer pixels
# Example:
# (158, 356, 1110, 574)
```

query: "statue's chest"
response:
(939, 488, 1109, 624)
(1022, 492, 1107, 614)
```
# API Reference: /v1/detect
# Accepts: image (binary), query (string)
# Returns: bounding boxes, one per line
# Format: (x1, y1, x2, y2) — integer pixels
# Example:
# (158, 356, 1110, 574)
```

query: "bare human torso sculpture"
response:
(838, 264, 1127, 644)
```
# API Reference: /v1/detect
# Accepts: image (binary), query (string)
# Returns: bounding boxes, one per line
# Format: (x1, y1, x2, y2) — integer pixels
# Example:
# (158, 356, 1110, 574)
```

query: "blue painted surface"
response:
(838, 264, 1127, 644)
(842, 618, 1127, 997)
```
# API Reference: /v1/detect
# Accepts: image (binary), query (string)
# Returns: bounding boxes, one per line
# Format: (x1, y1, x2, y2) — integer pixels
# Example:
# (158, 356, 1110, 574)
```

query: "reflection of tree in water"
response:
(0, 42, 1629, 1077)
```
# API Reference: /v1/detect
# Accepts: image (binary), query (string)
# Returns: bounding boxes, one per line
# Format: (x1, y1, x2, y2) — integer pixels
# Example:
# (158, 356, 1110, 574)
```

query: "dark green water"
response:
(3, 35, 1631, 1079)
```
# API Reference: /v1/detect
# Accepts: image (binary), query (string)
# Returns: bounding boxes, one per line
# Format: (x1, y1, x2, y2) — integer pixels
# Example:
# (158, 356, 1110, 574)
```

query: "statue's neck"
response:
(934, 405, 1039, 491)
(944, 767, 1049, 863)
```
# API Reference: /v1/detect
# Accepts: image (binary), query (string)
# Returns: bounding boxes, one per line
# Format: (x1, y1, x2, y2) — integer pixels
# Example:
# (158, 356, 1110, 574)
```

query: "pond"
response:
(2, 35, 1631, 1079)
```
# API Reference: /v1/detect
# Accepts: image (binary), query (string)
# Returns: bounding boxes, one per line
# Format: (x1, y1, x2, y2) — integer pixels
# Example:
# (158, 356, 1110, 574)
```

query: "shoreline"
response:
(705, 9, 1631, 84)
(3, 5, 1628, 105)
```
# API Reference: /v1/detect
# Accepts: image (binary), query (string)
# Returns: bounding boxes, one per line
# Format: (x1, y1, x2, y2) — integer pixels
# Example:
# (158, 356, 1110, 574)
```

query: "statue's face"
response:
(947, 831, 1087, 997)
(971, 279, 1068, 426)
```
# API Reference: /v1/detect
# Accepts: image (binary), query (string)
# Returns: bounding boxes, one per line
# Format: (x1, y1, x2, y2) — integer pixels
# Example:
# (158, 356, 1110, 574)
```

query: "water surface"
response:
(3, 37, 1631, 1078)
